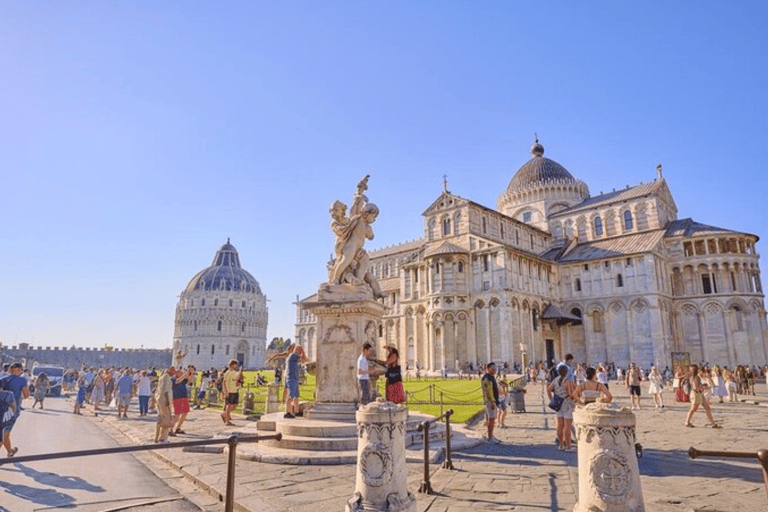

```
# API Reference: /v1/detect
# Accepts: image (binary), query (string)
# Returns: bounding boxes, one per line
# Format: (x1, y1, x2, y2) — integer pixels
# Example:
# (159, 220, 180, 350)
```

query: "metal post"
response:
(440, 391, 443, 418)
(225, 435, 238, 512)
(442, 409, 454, 470)
(418, 421, 433, 494)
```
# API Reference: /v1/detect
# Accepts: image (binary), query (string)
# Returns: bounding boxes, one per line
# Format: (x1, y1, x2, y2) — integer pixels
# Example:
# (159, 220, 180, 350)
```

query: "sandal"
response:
(711, 424, 722, 429)
(8, 447, 18, 457)
(683, 423, 695, 428)
(225, 421, 235, 426)
(175, 429, 185, 434)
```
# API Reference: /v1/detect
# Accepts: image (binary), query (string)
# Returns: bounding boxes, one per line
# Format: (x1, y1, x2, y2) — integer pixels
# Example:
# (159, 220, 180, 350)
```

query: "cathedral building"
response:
(174, 240, 268, 370)
(296, 141, 767, 371)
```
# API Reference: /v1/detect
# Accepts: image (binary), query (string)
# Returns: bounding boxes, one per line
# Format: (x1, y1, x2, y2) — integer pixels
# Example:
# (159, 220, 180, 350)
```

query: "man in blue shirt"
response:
(1, 362, 29, 457)
(115, 369, 134, 419)
(556, 354, 576, 383)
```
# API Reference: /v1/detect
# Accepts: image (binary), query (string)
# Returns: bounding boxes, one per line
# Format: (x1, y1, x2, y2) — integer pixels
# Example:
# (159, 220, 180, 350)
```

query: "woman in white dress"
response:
(647, 366, 664, 408)
(710, 365, 728, 404)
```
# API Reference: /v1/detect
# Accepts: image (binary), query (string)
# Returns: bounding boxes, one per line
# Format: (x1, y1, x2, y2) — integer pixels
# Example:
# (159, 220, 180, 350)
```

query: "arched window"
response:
(229, 299, 233, 307)
(242, 322, 246, 332)
(211, 345, 215, 355)
(594, 217, 603, 236)
(196, 344, 200, 355)
(242, 300, 246, 308)
(214, 298, 219, 306)
(217, 321, 222, 331)
(379, 324, 384, 337)
(733, 306, 744, 331)
(443, 218, 451, 236)
(226, 345, 230, 355)
(624, 210, 633, 230)
(458, 261, 464, 273)
(532, 308, 538, 331)
(617, 274, 624, 287)
(201, 299, 205, 306)
(500, 223, 505, 239)
(592, 311, 603, 332)
(575, 278, 581, 292)
(482, 217, 487, 234)
(194, 321, 197, 331)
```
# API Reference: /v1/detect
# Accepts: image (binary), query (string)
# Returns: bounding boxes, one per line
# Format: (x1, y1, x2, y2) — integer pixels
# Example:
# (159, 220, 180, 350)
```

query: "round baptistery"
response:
(173, 239, 268, 370)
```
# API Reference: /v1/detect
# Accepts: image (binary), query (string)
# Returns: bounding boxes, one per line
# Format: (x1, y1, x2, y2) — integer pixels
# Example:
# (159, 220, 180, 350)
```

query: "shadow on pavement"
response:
(3, 463, 106, 492)
(639, 448, 765, 483)
(0, 480, 76, 508)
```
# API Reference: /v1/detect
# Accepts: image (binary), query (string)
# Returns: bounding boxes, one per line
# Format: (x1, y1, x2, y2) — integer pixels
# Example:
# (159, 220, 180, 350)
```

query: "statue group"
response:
(322, 175, 383, 300)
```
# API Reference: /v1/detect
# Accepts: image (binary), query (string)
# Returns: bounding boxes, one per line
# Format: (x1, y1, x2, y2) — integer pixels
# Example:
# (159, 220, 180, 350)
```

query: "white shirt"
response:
(357, 354, 369, 381)
(137, 376, 151, 396)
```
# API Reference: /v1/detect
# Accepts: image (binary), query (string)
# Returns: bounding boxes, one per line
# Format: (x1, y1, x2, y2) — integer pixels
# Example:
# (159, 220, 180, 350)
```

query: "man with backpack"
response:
(1, 362, 29, 457)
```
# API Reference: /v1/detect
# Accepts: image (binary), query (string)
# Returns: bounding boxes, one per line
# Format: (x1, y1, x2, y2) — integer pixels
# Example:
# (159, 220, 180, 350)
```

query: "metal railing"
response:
(0, 433, 282, 512)
(688, 447, 768, 501)
(416, 409, 455, 494)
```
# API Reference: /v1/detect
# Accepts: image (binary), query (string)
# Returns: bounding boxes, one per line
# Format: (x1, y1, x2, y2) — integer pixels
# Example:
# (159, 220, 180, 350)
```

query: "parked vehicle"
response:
(31, 365, 65, 397)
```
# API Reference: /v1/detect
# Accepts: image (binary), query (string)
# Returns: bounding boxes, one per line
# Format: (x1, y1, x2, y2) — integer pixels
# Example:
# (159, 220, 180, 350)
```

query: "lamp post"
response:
(519, 343, 526, 374)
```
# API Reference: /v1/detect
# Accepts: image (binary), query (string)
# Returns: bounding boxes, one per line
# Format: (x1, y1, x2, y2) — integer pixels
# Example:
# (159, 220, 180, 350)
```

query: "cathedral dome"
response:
(184, 239, 262, 295)
(506, 139, 576, 191)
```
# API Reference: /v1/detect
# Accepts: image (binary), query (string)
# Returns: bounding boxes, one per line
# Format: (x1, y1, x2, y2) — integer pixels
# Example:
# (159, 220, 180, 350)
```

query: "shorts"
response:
(174, 397, 190, 415)
(629, 385, 641, 396)
(116, 393, 131, 408)
(498, 398, 508, 412)
(484, 402, 497, 419)
(226, 393, 239, 405)
(285, 379, 300, 399)
(196, 390, 206, 400)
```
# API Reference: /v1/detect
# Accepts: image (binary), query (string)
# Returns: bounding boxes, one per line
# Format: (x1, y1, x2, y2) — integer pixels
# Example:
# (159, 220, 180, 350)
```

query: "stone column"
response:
(265, 383, 280, 414)
(573, 403, 645, 512)
(346, 400, 416, 512)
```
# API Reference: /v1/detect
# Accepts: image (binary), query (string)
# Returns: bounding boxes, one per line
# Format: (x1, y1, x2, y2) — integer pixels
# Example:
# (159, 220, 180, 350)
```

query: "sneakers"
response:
(483, 434, 501, 444)
(283, 412, 295, 419)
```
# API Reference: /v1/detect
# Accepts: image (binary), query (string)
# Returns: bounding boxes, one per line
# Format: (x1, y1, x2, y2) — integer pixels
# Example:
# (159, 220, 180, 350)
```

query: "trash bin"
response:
(243, 392, 255, 414)
(510, 388, 526, 413)
(207, 388, 218, 406)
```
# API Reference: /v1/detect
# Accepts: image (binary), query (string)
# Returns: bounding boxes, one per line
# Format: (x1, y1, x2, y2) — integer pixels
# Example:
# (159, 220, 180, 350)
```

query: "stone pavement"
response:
(79, 382, 768, 512)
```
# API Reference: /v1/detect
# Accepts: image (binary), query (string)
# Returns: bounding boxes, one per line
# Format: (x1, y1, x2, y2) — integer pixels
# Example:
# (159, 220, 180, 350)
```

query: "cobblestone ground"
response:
(82, 381, 767, 512)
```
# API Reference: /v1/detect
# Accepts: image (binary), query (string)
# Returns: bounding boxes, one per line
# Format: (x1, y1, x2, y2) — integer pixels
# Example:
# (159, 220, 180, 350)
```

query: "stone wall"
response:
(0, 345, 172, 370)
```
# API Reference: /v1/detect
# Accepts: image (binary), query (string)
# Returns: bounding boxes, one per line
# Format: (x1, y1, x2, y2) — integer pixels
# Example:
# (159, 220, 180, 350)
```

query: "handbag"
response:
(548, 393, 564, 411)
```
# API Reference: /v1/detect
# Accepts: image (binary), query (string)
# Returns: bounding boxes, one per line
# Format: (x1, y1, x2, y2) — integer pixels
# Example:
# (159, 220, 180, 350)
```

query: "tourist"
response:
(32, 371, 50, 409)
(625, 362, 644, 410)
(74, 374, 86, 415)
(1, 362, 29, 457)
(267, 344, 297, 409)
(683, 365, 721, 428)
(647, 366, 664, 408)
(496, 374, 509, 428)
(596, 364, 609, 390)
(172, 366, 193, 433)
(556, 354, 575, 383)
(137, 370, 151, 416)
(115, 368, 134, 419)
(481, 362, 501, 443)
(547, 365, 576, 451)
(572, 367, 612, 405)
(356, 343, 374, 405)
(104, 368, 115, 407)
(537, 362, 547, 384)
(282, 345, 308, 418)
(710, 366, 727, 404)
(195, 371, 210, 409)
(154, 367, 175, 443)
(220, 359, 242, 426)
(91, 369, 106, 411)
(746, 366, 756, 395)
(378, 344, 405, 404)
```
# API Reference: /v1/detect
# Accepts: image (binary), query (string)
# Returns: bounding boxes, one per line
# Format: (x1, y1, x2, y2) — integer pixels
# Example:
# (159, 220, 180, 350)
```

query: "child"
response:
(74, 376, 86, 415)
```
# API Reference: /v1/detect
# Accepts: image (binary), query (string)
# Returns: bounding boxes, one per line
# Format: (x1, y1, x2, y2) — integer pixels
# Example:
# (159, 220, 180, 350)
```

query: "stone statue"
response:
(324, 175, 383, 299)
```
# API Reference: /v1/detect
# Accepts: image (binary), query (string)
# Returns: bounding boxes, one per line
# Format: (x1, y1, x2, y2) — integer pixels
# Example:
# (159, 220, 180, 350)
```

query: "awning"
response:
(541, 304, 582, 326)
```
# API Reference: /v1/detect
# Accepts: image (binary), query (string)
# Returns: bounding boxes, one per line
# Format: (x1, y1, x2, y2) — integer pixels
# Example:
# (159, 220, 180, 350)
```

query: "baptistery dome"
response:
(174, 239, 268, 370)
(185, 240, 262, 294)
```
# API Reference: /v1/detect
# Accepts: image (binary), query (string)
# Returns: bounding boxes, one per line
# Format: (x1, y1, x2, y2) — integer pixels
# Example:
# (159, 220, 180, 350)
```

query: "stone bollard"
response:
(573, 402, 645, 512)
(265, 383, 280, 414)
(346, 399, 416, 512)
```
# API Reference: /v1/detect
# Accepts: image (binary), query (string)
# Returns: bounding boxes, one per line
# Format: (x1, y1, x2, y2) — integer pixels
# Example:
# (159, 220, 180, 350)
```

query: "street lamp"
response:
(519, 343, 527, 373)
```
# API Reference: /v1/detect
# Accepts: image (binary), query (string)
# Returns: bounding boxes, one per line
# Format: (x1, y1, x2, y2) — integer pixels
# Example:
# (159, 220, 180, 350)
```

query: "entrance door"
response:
(545, 339, 555, 367)
(237, 353, 245, 368)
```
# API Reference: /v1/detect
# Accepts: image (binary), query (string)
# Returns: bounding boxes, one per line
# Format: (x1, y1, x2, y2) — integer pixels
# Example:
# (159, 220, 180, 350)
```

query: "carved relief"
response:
(590, 450, 631, 503)
(360, 443, 393, 487)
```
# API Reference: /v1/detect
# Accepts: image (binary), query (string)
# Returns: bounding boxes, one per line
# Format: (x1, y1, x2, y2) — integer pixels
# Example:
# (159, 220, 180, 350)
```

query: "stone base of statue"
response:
(573, 402, 645, 512)
(302, 290, 385, 422)
(346, 400, 416, 512)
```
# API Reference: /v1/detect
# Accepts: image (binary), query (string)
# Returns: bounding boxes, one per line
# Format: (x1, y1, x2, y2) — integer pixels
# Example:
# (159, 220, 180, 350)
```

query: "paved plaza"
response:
(79, 382, 767, 512)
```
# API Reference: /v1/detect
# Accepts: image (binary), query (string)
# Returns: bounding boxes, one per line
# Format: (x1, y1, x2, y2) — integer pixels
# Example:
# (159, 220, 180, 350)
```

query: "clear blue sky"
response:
(1, 1, 766, 350)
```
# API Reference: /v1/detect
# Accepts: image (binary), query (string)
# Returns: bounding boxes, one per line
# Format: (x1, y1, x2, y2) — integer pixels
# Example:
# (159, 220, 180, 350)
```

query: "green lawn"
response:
(194, 371, 492, 424)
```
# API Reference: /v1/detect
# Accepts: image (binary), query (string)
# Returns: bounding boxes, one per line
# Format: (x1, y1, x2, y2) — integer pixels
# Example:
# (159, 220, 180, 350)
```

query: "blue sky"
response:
(1, 1, 766, 350)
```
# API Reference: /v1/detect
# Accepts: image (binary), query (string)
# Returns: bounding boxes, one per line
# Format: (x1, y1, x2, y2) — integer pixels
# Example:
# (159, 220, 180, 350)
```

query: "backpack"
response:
(546, 365, 559, 384)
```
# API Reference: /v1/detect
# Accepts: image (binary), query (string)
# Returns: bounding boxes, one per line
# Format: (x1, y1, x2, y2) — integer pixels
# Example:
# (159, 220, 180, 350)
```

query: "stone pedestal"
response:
(304, 293, 385, 422)
(573, 402, 645, 512)
(265, 383, 280, 414)
(346, 400, 416, 512)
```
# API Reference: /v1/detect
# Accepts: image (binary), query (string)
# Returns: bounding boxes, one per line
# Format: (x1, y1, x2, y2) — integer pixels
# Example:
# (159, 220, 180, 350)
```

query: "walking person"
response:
(572, 366, 612, 405)
(154, 367, 175, 443)
(115, 368, 134, 419)
(220, 359, 242, 426)
(710, 366, 727, 404)
(548, 365, 576, 451)
(74, 375, 86, 415)
(172, 367, 193, 434)
(266, 344, 297, 411)
(377, 344, 406, 404)
(137, 370, 151, 416)
(625, 362, 644, 410)
(32, 372, 50, 409)
(282, 345, 309, 418)
(647, 366, 664, 408)
(683, 365, 721, 429)
(481, 362, 501, 443)
(1, 362, 30, 457)
(91, 369, 106, 411)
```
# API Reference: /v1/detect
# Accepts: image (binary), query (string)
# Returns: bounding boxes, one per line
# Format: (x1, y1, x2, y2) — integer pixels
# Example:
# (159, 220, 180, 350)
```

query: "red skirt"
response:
(676, 388, 690, 403)
(386, 381, 406, 404)
(173, 397, 190, 415)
